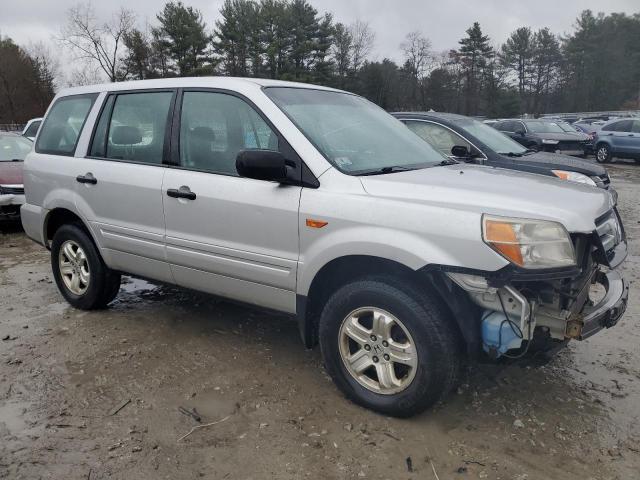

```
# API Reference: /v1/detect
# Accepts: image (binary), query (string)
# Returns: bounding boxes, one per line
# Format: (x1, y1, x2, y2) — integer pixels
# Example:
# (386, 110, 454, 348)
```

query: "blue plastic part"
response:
(481, 310, 523, 356)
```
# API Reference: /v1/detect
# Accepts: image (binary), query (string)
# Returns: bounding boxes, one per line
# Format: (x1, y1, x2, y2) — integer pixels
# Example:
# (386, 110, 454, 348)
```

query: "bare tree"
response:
(349, 20, 375, 72)
(401, 31, 433, 80)
(66, 66, 104, 87)
(60, 3, 135, 82)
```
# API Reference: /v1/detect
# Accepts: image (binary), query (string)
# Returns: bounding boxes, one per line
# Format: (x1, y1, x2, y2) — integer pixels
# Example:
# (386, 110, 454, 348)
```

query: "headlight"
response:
(542, 139, 559, 145)
(482, 215, 576, 269)
(551, 170, 597, 187)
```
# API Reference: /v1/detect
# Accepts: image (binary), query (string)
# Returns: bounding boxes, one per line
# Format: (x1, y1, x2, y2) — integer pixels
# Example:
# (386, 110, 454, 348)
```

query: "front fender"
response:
(297, 224, 508, 295)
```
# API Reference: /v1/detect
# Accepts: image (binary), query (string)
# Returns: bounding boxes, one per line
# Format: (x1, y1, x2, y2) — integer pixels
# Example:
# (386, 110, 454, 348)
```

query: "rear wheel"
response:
(596, 143, 612, 163)
(51, 224, 121, 310)
(318, 276, 461, 417)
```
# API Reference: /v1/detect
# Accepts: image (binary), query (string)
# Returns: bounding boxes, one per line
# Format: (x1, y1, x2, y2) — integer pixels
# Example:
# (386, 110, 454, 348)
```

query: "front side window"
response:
(0, 135, 32, 161)
(632, 120, 640, 133)
(36, 95, 96, 155)
(24, 120, 42, 138)
(405, 121, 471, 156)
(265, 87, 445, 174)
(90, 92, 173, 164)
(602, 120, 633, 132)
(179, 91, 279, 175)
(455, 118, 527, 155)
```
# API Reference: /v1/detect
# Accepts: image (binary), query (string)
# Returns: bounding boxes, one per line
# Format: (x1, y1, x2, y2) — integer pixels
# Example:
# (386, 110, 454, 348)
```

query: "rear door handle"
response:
(76, 173, 97, 185)
(167, 187, 196, 200)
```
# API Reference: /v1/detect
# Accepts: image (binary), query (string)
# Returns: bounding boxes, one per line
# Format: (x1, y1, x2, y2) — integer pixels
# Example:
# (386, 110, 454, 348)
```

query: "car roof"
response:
(56, 77, 346, 98)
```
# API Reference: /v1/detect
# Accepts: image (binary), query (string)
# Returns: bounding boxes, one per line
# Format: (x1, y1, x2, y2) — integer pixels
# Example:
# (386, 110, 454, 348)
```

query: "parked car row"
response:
(0, 132, 31, 220)
(484, 115, 640, 163)
(19, 77, 627, 417)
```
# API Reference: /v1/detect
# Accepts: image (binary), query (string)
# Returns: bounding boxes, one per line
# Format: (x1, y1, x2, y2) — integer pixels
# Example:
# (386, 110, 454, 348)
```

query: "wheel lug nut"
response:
(364, 344, 371, 351)
(372, 356, 379, 363)
(382, 341, 389, 347)
(383, 354, 390, 361)
(370, 335, 377, 341)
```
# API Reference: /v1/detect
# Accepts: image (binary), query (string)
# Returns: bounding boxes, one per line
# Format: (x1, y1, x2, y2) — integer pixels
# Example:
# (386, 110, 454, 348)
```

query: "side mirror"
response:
(236, 149, 288, 182)
(451, 145, 470, 158)
(515, 128, 526, 136)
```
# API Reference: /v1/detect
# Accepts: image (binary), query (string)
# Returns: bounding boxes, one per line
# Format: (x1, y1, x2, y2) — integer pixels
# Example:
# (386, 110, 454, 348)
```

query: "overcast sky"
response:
(2, 0, 638, 80)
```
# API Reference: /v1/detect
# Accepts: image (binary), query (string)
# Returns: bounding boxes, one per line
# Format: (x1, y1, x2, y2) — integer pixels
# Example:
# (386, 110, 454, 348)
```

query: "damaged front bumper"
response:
(577, 270, 628, 340)
(0, 193, 25, 219)
(447, 216, 629, 359)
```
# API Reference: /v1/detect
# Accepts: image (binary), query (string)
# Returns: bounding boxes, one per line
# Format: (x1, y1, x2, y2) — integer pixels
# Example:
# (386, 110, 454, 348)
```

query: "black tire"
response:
(596, 143, 611, 163)
(101, 270, 122, 306)
(51, 224, 121, 310)
(318, 275, 461, 417)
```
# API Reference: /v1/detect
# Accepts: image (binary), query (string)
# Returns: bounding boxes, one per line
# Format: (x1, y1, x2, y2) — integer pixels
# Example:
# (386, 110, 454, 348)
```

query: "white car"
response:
(22, 117, 43, 141)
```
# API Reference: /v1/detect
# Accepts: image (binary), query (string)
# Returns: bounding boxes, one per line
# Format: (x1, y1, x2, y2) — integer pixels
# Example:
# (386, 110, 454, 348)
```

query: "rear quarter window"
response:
(36, 94, 97, 156)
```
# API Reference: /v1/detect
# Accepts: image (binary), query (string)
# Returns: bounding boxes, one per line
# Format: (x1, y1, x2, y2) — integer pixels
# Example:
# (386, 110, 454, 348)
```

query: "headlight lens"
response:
(482, 215, 576, 269)
(551, 170, 597, 187)
(542, 139, 559, 145)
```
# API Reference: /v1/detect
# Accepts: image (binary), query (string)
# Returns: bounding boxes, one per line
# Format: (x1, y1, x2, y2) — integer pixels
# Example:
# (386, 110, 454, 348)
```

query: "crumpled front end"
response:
(448, 209, 628, 359)
(0, 185, 25, 219)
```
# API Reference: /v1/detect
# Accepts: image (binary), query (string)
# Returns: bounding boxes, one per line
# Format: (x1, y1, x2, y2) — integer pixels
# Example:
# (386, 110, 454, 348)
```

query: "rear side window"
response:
(632, 120, 640, 133)
(36, 95, 97, 155)
(89, 91, 174, 165)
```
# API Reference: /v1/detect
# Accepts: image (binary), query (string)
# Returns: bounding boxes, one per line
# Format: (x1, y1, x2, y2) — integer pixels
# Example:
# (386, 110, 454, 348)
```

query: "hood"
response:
(359, 164, 613, 233)
(511, 151, 606, 176)
(0, 161, 24, 185)
(533, 131, 589, 141)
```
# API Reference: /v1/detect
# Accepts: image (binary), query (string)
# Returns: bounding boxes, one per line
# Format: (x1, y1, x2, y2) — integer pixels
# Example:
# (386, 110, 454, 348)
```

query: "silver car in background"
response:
(21, 78, 628, 416)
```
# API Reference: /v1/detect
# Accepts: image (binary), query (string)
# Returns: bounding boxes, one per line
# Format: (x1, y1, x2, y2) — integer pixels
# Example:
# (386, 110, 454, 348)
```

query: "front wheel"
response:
(51, 224, 121, 310)
(596, 144, 612, 163)
(318, 276, 461, 417)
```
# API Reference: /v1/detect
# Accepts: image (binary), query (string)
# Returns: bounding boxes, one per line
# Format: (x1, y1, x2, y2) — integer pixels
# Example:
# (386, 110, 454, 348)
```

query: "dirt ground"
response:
(1, 162, 639, 480)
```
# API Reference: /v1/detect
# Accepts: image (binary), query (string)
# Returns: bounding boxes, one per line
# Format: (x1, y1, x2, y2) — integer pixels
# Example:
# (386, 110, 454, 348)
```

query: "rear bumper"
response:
(578, 270, 629, 340)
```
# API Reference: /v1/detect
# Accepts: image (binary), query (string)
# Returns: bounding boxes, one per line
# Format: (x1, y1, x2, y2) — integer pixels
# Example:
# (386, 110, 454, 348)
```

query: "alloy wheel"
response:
(58, 240, 90, 295)
(597, 146, 609, 163)
(338, 307, 418, 395)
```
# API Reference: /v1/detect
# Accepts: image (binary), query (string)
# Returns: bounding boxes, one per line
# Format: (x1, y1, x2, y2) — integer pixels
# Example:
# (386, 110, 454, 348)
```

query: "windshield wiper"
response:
(11, 158, 23, 162)
(498, 151, 524, 157)
(357, 165, 422, 176)
(436, 158, 458, 166)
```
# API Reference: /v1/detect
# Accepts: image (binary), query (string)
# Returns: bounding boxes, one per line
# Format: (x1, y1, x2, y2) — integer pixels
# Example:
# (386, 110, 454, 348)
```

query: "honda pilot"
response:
(21, 78, 628, 417)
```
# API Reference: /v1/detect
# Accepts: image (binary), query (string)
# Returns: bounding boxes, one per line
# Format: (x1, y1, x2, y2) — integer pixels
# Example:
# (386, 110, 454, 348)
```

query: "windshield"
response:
(0, 135, 32, 161)
(264, 87, 446, 174)
(525, 121, 565, 134)
(455, 117, 527, 155)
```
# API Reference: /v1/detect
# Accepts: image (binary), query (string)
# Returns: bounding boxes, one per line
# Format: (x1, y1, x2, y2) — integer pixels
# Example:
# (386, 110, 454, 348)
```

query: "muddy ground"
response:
(1, 162, 639, 480)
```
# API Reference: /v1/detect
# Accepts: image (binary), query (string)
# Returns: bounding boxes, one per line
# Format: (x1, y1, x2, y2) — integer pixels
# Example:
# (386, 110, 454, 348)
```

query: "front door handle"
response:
(76, 173, 97, 185)
(167, 186, 196, 200)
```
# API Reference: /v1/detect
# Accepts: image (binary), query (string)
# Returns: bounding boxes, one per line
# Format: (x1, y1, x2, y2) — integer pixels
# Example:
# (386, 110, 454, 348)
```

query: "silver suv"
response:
(21, 78, 628, 417)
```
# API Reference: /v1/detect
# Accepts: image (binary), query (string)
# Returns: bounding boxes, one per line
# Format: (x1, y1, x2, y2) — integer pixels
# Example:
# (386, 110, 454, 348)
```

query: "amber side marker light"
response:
(483, 219, 524, 266)
(306, 219, 328, 229)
